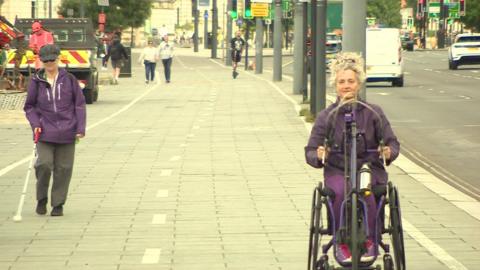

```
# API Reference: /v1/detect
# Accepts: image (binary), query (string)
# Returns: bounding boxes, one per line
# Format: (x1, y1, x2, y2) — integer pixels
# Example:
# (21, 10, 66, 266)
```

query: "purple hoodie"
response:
(305, 99, 400, 184)
(24, 68, 86, 144)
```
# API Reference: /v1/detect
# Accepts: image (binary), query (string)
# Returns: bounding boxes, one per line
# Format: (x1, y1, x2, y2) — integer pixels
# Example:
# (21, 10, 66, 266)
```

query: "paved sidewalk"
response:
(0, 49, 478, 270)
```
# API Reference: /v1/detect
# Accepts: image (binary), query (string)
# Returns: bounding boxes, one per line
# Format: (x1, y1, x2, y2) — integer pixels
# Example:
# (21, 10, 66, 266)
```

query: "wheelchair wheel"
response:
(308, 182, 325, 270)
(388, 182, 406, 270)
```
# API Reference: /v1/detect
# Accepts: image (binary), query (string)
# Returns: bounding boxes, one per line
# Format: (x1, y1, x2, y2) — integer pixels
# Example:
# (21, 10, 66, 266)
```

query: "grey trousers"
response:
(35, 141, 75, 207)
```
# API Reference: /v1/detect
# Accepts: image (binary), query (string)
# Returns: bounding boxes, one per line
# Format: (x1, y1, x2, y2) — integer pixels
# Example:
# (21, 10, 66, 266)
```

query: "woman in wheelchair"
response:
(305, 52, 400, 264)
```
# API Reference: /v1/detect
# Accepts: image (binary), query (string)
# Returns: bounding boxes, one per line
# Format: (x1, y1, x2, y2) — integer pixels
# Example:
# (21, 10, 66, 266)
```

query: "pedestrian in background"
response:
(138, 40, 158, 84)
(159, 35, 174, 83)
(23, 44, 86, 217)
(105, 35, 128, 84)
(230, 30, 245, 79)
(28, 21, 54, 71)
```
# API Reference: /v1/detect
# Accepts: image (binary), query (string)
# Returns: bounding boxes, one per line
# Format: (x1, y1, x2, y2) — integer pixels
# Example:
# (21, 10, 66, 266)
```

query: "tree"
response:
(460, 0, 480, 32)
(367, 0, 402, 28)
(58, 0, 152, 44)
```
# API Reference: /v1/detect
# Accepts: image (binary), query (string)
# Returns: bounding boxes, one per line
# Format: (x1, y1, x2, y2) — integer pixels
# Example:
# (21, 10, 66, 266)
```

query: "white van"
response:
(366, 28, 404, 87)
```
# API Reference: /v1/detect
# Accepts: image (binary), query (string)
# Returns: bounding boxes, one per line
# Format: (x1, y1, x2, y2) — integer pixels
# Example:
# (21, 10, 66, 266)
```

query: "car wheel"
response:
(84, 88, 94, 104)
(448, 60, 458, 70)
(392, 76, 404, 87)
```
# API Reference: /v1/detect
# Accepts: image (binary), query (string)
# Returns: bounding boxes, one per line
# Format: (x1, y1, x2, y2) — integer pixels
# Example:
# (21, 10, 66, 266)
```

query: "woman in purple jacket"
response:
(305, 52, 400, 263)
(24, 44, 86, 217)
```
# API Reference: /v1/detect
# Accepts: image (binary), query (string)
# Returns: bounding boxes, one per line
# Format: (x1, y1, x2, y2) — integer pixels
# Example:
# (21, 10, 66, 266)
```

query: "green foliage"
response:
(367, 0, 402, 28)
(58, 0, 152, 32)
(460, 0, 480, 32)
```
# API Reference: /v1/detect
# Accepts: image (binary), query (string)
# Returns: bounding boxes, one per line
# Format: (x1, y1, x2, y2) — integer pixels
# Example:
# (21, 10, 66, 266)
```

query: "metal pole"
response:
(49, 0, 52, 18)
(302, 1, 308, 102)
(266, 23, 270, 48)
(310, 0, 317, 114)
(226, 0, 233, 65)
(32, 1, 36, 18)
(177, 7, 180, 27)
(212, 0, 218, 58)
(204, 10, 209, 49)
(245, 21, 250, 70)
(293, 0, 304, 95)
(80, 0, 85, 18)
(342, 0, 367, 100)
(194, 6, 199, 52)
(273, 0, 282, 81)
(317, 0, 326, 111)
(255, 18, 264, 74)
(285, 19, 289, 50)
(223, 2, 226, 60)
(437, 0, 446, 49)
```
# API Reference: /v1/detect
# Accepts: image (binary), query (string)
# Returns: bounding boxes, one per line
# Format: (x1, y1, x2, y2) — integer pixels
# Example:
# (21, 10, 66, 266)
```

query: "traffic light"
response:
(231, 0, 238, 19)
(244, 0, 253, 19)
(416, 0, 424, 18)
(459, 0, 466, 16)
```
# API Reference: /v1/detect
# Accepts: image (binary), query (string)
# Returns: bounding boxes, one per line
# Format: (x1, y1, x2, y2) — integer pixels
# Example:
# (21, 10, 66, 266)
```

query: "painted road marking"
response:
(160, 169, 172, 176)
(187, 134, 195, 138)
(179, 143, 188, 147)
(142, 248, 161, 264)
(169, 156, 181, 162)
(208, 58, 474, 270)
(156, 190, 169, 198)
(152, 214, 166, 224)
(0, 73, 161, 179)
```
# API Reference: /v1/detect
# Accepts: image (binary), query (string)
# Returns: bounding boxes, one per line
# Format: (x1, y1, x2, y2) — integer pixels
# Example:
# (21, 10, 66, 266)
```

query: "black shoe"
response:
(51, 205, 63, 216)
(36, 198, 47, 215)
(233, 71, 238, 79)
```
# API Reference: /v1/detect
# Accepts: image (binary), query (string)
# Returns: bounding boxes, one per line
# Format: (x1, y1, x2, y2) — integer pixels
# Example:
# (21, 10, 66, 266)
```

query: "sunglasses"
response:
(42, 59, 56, 63)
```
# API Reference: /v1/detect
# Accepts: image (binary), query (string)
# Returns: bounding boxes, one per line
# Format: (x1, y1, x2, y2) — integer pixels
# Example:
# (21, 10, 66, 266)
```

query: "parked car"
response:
(448, 33, 480, 70)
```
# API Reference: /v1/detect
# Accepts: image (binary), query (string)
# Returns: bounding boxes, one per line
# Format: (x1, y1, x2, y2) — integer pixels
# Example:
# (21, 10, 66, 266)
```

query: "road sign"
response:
(366, 17, 376, 26)
(204, 11, 209, 19)
(428, 2, 440, 18)
(199, 0, 210, 7)
(97, 0, 109, 6)
(251, 0, 272, 2)
(448, 2, 460, 18)
(265, 19, 271, 25)
(251, 3, 269, 17)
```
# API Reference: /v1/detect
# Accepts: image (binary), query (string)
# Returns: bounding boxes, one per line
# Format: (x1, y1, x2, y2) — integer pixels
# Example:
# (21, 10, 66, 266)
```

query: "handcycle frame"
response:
(307, 100, 406, 270)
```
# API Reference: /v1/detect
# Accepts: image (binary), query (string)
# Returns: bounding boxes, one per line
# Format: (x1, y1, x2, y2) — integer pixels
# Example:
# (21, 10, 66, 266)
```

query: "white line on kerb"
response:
(207, 58, 471, 270)
(0, 77, 160, 179)
(141, 248, 161, 264)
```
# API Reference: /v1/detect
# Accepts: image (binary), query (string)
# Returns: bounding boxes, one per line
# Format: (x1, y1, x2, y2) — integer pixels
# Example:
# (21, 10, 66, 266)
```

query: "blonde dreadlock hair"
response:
(328, 52, 366, 87)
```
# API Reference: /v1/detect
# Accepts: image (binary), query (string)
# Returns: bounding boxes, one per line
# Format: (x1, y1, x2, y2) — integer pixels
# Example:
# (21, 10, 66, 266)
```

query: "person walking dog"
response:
(24, 44, 86, 217)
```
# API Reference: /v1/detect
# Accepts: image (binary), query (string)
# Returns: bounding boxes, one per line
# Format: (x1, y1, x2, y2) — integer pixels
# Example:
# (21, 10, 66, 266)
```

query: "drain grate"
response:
(0, 92, 27, 111)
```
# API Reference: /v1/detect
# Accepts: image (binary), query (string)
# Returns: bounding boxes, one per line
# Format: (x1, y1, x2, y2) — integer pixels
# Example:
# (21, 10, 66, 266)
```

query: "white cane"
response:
(13, 131, 40, 222)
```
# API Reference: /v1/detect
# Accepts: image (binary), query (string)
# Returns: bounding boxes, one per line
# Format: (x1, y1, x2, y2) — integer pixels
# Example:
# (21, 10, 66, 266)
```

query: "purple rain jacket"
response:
(305, 99, 400, 184)
(24, 68, 86, 144)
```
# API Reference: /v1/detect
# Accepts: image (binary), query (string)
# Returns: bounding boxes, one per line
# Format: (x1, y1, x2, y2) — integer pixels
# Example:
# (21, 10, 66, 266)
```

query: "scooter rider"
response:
(305, 52, 400, 263)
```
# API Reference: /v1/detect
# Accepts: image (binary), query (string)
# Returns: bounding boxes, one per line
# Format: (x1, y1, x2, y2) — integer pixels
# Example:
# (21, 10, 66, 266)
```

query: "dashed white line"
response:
(169, 156, 181, 162)
(152, 214, 166, 224)
(156, 190, 169, 198)
(142, 248, 161, 264)
(160, 169, 172, 176)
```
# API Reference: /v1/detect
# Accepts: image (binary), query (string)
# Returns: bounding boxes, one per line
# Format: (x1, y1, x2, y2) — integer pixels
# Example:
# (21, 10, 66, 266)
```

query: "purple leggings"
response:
(325, 174, 377, 238)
